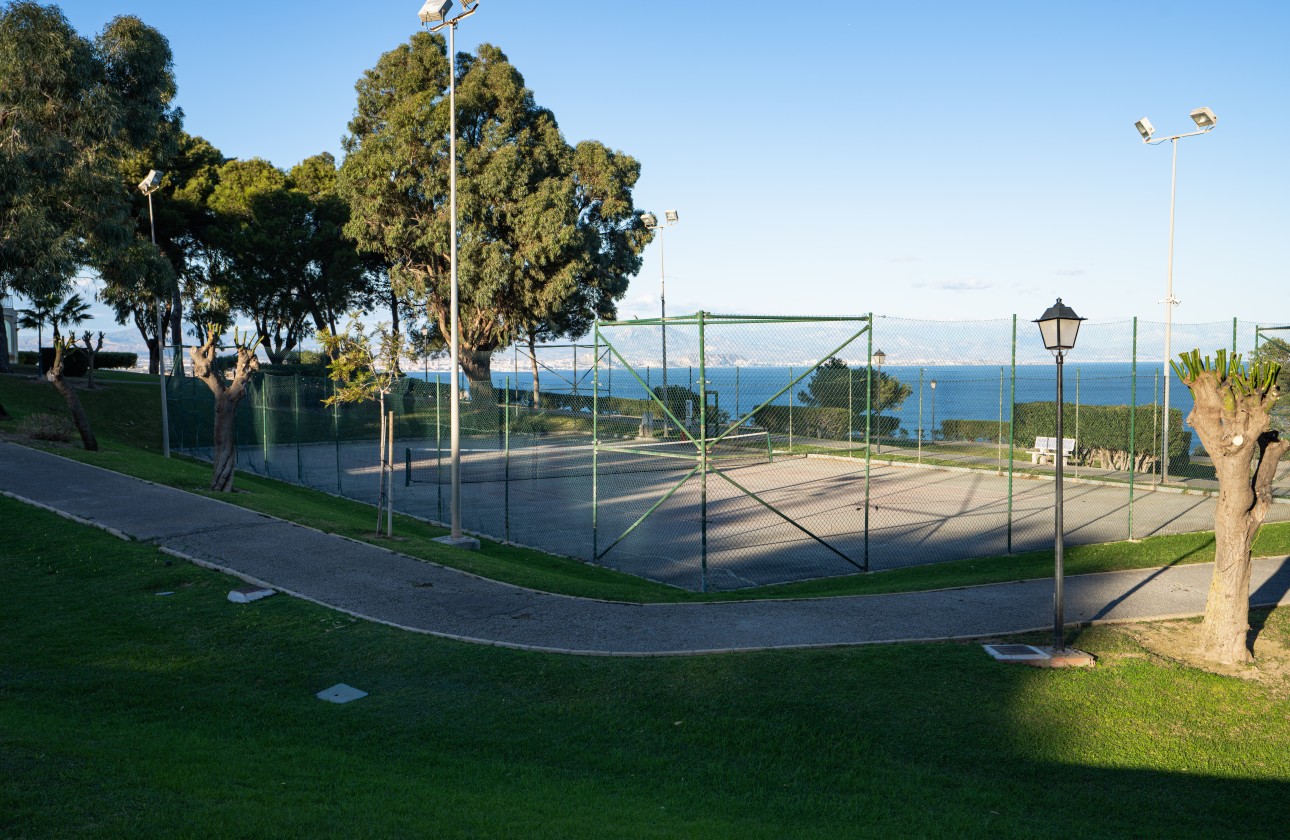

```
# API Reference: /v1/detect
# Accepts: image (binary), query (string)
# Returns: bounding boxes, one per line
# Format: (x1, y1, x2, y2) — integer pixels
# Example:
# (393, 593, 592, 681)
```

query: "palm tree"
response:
(17, 291, 61, 351)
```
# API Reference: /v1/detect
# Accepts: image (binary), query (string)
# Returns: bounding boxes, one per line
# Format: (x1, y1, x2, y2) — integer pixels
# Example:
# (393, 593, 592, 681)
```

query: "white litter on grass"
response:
(155, 591, 176, 596)
(228, 586, 276, 604)
(316, 683, 368, 704)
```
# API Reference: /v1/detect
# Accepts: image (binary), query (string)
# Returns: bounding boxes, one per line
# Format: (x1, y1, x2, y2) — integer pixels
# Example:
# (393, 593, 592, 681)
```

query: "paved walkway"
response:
(3, 440, 1289, 656)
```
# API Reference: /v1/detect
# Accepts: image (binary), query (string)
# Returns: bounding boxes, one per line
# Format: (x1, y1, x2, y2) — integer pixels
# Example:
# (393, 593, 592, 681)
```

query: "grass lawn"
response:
(2, 496, 1289, 838)
(4, 368, 1290, 604)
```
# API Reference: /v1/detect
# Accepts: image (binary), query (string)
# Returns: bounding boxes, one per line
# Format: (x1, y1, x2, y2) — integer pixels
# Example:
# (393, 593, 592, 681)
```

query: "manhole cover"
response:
(983, 644, 1049, 661)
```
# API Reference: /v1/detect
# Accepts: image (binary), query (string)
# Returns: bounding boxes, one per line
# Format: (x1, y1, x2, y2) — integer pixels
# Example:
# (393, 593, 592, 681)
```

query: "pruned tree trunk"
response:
(46, 337, 98, 451)
(1176, 350, 1289, 665)
(527, 333, 540, 408)
(191, 327, 260, 492)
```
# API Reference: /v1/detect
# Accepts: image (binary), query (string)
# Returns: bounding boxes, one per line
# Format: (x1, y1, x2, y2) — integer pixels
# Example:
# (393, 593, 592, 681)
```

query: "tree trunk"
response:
(47, 343, 98, 452)
(210, 395, 238, 492)
(528, 333, 540, 408)
(192, 327, 260, 493)
(1199, 456, 1259, 663)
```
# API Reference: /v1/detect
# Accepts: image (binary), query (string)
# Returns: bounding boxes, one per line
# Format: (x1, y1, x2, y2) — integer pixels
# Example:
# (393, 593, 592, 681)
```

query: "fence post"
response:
(261, 377, 269, 475)
(918, 368, 924, 464)
(505, 375, 511, 542)
(698, 312, 708, 593)
(592, 327, 600, 559)
(863, 314, 873, 571)
(788, 367, 794, 452)
(436, 371, 443, 523)
(1129, 317, 1138, 540)
(997, 367, 1004, 475)
(1074, 367, 1081, 478)
(294, 373, 302, 482)
(1007, 314, 1017, 554)
(848, 365, 854, 458)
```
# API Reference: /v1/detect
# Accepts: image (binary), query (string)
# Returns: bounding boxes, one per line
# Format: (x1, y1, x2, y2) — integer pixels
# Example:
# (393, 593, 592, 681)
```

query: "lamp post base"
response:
(434, 534, 481, 551)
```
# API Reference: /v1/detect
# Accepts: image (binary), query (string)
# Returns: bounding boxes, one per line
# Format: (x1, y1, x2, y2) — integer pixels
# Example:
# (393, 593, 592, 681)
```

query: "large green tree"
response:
(0, 2, 176, 407)
(339, 34, 650, 398)
(97, 130, 226, 374)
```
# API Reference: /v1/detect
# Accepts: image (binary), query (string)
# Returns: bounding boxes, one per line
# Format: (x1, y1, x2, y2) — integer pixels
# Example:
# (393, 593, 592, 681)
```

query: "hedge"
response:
(1012, 401, 1190, 469)
(753, 405, 900, 441)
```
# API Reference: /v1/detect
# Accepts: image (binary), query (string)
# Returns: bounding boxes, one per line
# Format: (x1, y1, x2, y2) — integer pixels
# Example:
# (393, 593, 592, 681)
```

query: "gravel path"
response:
(4, 440, 1289, 656)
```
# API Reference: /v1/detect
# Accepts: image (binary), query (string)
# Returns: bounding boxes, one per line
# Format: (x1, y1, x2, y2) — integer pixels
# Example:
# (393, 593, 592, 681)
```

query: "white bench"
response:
(1029, 436, 1076, 466)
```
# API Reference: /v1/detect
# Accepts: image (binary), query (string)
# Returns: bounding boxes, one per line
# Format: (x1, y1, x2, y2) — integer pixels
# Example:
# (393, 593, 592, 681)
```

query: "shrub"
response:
(94, 351, 138, 370)
(38, 347, 89, 377)
(18, 350, 38, 365)
(940, 419, 1003, 443)
(19, 413, 75, 442)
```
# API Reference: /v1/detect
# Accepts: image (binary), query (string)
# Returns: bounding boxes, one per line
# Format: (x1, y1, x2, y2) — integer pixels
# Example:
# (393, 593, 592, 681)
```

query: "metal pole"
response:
(864, 318, 872, 571)
(1008, 315, 1016, 553)
(1129, 317, 1138, 540)
(1053, 351, 1066, 652)
(1161, 137, 1179, 484)
(918, 367, 924, 464)
(448, 19, 463, 540)
(660, 225, 668, 407)
(147, 191, 170, 458)
(698, 311, 708, 593)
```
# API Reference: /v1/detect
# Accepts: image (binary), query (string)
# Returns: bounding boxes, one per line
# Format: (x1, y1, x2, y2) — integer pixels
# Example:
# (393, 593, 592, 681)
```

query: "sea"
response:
(418, 361, 1197, 440)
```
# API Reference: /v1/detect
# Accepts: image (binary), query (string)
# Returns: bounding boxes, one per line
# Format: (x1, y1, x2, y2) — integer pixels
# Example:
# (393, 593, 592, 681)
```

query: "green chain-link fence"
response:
(168, 314, 1290, 591)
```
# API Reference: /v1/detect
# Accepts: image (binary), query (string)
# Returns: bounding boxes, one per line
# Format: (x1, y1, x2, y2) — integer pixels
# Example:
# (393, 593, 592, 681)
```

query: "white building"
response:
(2, 296, 16, 364)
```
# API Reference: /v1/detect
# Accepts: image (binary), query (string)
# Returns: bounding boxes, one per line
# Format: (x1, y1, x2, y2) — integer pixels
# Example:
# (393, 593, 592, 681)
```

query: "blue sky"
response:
(39, 1, 1290, 353)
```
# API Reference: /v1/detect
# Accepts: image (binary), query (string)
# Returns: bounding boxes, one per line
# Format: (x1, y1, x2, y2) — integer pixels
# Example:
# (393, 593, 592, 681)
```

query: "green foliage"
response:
(754, 405, 899, 440)
(797, 357, 912, 414)
(338, 36, 649, 382)
(317, 320, 404, 407)
(940, 418, 1004, 443)
(1172, 348, 1281, 412)
(0, 3, 177, 311)
(94, 351, 138, 370)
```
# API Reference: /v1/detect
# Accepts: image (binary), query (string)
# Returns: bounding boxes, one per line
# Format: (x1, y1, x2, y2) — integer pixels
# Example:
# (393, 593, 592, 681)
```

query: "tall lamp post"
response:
(641, 210, 678, 422)
(928, 379, 937, 444)
(419, 0, 481, 549)
(1135, 106, 1217, 483)
(872, 348, 886, 453)
(138, 169, 169, 458)
(1035, 298, 1085, 653)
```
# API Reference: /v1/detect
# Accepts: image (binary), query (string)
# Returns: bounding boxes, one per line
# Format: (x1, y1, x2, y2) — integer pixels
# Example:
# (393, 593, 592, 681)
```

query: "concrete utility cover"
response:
(228, 586, 275, 604)
(316, 683, 368, 704)
(982, 644, 1050, 661)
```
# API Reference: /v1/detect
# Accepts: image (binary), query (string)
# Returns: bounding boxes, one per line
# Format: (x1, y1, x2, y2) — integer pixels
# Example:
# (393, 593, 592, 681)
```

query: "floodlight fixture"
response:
(1190, 106, 1217, 130)
(664, 209, 679, 224)
(138, 170, 163, 195)
(641, 212, 658, 228)
(1134, 117, 1155, 142)
(418, 0, 451, 22)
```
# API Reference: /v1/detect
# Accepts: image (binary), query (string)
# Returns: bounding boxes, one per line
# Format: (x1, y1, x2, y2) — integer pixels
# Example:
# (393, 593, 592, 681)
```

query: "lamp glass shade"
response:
(1034, 298, 1085, 351)
(873, 350, 886, 365)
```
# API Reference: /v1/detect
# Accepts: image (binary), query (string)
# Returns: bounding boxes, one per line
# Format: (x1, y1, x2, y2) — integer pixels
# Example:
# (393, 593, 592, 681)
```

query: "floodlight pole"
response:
(143, 185, 169, 458)
(425, 1, 479, 543)
(643, 212, 678, 426)
(1141, 116, 1215, 483)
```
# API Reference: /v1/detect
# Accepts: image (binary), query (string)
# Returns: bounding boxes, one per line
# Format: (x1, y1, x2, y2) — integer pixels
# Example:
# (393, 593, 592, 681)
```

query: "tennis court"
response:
(212, 433, 1290, 591)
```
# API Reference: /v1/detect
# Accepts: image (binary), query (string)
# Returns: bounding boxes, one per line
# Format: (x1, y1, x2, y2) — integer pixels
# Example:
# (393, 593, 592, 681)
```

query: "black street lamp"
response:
(873, 349, 886, 454)
(1034, 298, 1085, 652)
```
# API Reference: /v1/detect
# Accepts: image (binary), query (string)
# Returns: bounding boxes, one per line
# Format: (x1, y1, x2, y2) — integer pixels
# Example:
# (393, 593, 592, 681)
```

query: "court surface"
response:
(219, 436, 1290, 592)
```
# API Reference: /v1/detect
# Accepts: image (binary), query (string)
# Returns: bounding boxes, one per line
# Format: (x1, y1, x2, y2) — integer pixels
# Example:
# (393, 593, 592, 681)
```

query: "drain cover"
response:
(983, 644, 1050, 661)
(316, 683, 368, 704)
